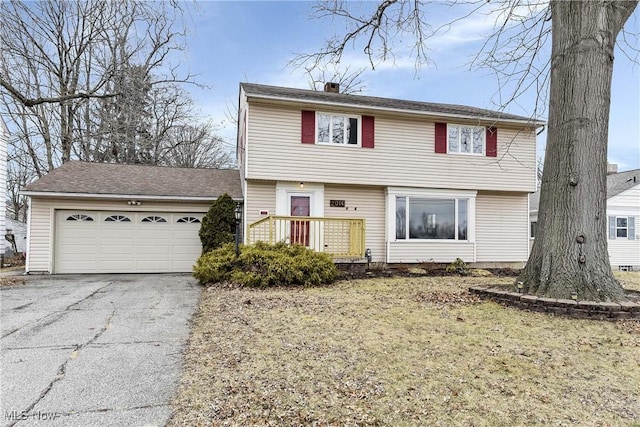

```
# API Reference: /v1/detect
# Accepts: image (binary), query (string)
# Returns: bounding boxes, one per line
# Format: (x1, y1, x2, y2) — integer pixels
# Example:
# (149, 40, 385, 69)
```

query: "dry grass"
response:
(170, 274, 640, 427)
(615, 271, 640, 291)
(0, 275, 26, 287)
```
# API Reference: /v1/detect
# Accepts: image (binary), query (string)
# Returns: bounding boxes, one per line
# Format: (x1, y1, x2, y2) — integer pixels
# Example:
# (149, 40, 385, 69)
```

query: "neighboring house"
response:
(22, 162, 241, 274)
(0, 117, 8, 265)
(238, 83, 544, 266)
(5, 218, 27, 254)
(529, 167, 640, 270)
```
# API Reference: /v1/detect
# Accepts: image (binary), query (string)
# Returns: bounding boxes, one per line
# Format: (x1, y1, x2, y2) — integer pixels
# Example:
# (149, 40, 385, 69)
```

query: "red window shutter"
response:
(435, 122, 447, 153)
(362, 115, 375, 148)
(301, 110, 315, 144)
(486, 127, 497, 157)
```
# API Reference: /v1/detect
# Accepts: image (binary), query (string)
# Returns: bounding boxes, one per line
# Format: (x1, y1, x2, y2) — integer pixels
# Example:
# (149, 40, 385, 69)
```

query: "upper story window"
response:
(448, 124, 485, 155)
(317, 113, 359, 146)
(435, 122, 496, 157)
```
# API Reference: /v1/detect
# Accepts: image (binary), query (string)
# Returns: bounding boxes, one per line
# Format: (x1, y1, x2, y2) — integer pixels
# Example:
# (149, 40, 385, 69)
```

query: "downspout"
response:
(24, 196, 32, 273)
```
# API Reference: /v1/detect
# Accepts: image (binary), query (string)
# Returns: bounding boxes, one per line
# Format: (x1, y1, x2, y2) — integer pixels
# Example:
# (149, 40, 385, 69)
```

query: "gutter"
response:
(20, 191, 243, 202)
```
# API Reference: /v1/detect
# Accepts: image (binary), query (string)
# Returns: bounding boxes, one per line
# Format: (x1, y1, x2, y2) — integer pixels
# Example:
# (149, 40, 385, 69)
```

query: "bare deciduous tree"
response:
(304, 64, 368, 94)
(294, 0, 639, 301)
(162, 121, 234, 169)
(0, 0, 210, 173)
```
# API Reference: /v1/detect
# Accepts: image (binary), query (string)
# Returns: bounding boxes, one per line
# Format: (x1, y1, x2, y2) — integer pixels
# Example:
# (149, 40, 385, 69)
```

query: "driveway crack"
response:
(51, 403, 170, 418)
(8, 309, 116, 425)
(1, 282, 114, 339)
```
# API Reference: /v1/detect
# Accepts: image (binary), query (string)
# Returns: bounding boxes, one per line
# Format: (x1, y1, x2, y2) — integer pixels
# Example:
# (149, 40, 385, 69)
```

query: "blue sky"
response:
(180, 1, 640, 171)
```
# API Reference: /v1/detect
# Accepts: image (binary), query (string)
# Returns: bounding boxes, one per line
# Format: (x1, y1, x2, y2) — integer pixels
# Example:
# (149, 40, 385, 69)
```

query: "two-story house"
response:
(239, 83, 544, 266)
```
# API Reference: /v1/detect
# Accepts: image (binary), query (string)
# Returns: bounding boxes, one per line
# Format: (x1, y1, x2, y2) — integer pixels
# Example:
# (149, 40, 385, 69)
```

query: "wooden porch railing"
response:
(247, 215, 366, 258)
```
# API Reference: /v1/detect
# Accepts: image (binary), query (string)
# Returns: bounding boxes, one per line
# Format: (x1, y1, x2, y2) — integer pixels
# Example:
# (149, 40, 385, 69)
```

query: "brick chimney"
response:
(607, 163, 618, 175)
(324, 82, 340, 93)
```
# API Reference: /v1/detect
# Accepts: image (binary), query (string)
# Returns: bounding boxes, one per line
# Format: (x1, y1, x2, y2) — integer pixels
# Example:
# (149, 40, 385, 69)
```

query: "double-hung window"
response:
(317, 113, 359, 146)
(395, 196, 468, 240)
(616, 217, 628, 238)
(609, 216, 636, 240)
(448, 124, 485, 155)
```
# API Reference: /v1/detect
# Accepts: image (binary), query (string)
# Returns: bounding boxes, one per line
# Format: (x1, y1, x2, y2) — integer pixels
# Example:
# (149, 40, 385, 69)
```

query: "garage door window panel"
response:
(177, 216, 201, 223)
(105, 215, 131, 222)
(141, 216, 167, 223)
(66, 214, 94, 222)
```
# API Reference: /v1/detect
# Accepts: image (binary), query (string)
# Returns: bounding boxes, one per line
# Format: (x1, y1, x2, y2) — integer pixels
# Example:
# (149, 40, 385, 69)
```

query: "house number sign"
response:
(330, 200, 346, 208)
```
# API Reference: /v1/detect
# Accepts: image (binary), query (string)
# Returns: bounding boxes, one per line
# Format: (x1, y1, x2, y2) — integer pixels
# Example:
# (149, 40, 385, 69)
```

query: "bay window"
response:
(395, 196, 468, 240)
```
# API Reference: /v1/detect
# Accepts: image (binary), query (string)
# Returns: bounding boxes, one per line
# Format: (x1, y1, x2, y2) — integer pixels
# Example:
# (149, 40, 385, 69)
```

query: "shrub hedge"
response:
(193, 242, 338, 287)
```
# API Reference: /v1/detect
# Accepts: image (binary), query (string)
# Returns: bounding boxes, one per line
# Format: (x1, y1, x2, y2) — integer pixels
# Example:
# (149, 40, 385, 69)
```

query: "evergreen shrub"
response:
(193, 242, 338, 287)
(199, 193, 237, 254)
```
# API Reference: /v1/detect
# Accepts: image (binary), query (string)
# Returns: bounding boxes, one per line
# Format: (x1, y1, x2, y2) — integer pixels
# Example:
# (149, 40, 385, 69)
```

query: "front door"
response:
(290, 196, 310, 246)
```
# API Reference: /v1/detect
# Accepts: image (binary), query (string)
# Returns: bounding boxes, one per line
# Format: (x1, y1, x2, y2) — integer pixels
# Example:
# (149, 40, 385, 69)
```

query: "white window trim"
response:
(386, 188, 476, 243)
(615, 216, 628, 238)
(316, 112, 361, 147)
(447, 123, 486, 156)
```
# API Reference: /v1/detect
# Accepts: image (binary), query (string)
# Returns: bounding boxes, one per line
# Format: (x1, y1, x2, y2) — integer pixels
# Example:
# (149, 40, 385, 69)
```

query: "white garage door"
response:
(54, 210, 204, 273)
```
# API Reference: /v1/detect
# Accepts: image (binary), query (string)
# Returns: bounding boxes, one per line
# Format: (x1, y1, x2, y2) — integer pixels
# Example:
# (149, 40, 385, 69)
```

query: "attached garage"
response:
(23, 162, 242, 274)
(54, 210, 204, 273)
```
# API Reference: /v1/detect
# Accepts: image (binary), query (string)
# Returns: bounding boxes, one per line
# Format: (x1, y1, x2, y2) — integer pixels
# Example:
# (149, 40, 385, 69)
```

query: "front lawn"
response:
(169, 273, 640, 426)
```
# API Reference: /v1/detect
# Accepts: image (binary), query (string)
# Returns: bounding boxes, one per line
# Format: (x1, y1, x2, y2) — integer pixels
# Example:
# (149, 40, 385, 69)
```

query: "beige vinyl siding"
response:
(244, 180, 277, 239)
(388, 241, 474, 263)
(476, 192, 529, 263)
(246, 102, 537, 192)
(324, 184, 385, 262)
(27, 197, 210, 273)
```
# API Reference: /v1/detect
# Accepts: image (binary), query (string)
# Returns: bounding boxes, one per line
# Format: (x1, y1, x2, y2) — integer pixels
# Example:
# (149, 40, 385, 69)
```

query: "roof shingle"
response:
(529, 169, 640, 211)
(241, 83, 544, 125)
(23, 162, 242, 200)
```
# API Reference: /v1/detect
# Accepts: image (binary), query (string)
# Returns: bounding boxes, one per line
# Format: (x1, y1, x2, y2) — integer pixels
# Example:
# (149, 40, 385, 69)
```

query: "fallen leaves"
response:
(170, 275, 640, 427)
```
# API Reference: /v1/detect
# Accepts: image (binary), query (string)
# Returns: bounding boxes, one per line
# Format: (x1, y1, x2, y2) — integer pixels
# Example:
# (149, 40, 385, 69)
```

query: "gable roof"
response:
(241, 83, 545, 126)
(23, 161, 242, 200)
(606, 168, 640, 199)
(529, 168, 640, 212)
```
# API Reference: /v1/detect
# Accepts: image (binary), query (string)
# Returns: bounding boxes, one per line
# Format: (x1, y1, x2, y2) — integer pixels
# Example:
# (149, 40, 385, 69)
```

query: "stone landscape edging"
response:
(469, 286, 640, 320)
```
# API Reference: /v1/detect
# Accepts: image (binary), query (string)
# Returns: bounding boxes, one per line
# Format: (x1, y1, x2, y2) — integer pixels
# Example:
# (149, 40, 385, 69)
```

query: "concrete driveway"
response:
(0, 274, 201, 426)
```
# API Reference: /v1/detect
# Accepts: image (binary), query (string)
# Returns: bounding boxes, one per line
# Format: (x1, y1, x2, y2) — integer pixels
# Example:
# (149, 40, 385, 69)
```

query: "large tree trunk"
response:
(519, 0, 638, 302)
